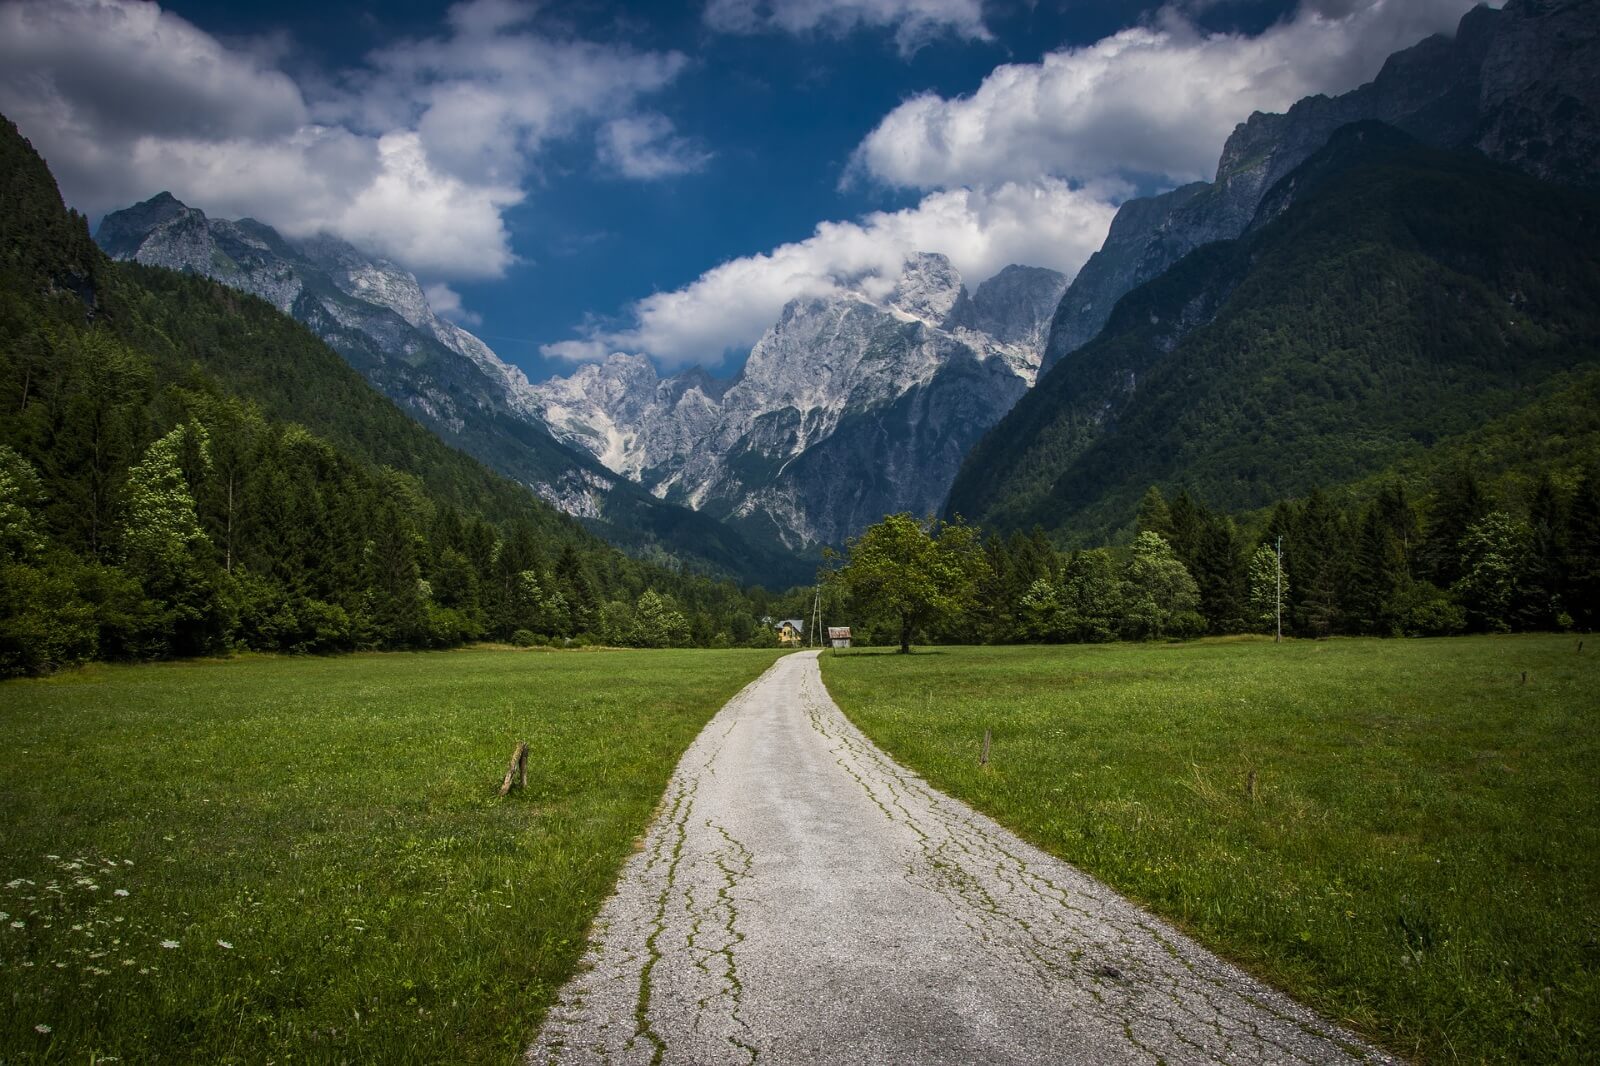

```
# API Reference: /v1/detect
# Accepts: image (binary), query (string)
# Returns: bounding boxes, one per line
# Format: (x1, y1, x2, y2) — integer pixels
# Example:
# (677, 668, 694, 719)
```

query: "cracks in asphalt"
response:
(531, 653, 1390, 1065)
(799, 657, 1390, 1065)
(632, 776, 697, 1065)
(707, 820, 759, 1064)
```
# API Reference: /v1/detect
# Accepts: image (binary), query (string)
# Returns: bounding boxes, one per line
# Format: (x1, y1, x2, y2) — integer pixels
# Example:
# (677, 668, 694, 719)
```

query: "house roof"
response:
(776, 619, 804, 630)
(827, 627, 851, 638)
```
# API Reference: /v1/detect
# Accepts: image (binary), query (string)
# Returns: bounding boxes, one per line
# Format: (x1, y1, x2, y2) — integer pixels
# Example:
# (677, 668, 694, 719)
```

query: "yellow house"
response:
(775, 619, 805, 645)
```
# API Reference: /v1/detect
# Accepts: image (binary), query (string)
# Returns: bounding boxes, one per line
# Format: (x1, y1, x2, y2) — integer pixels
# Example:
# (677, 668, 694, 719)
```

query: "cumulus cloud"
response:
(597, 114, 712, 179)
(424, 282, 483, 327)
(546, 179, 1118, 368)
(0, 0, 689, 279)
(850, 0, 1485, 189)
(704, 0, 990, 54)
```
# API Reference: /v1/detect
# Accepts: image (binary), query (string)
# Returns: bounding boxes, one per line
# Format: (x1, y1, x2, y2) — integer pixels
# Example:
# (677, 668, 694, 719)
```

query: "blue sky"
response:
(0, 0, 1485, 380)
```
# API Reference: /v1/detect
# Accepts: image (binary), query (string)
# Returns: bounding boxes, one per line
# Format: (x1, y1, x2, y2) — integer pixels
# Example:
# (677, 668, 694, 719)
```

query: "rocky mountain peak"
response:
(961, 265, 1070, 351)
(94, 191, 206, 260)
(884, 251, 965, 327)
(530, 248, 1065, 546)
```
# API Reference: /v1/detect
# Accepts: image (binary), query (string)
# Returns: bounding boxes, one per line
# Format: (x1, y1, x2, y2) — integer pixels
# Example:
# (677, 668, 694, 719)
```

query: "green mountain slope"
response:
(0, 116, 782, 674)
(947, 123, 1600, 543)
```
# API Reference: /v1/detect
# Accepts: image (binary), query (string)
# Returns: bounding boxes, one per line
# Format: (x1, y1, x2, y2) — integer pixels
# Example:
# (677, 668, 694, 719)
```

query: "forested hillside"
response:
(0, 118, 791, 677)
(947, 123, 1600, 545)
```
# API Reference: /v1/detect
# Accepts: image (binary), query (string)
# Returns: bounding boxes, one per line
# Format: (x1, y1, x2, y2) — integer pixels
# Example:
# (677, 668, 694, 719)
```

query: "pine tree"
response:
(1166, 490, 1204, 569)
(1192, 513, 1246, 633)
(1524, 473, 1567, 628)
(1291, 488, 1348, 637)
(1348, 498, 1410, 634)
(1422, 466, 1491, 589)
(1135, 486, 1174, 542)
(1563, 465, 1600, 629)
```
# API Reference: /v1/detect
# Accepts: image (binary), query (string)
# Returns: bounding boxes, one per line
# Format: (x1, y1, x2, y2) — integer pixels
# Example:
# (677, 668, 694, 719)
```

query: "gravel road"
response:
(527, 651, 1392, 1065)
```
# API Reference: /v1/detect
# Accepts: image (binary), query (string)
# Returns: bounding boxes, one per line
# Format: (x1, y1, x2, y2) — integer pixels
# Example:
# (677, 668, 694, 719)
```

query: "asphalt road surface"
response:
(528, 651, 1392, 1065)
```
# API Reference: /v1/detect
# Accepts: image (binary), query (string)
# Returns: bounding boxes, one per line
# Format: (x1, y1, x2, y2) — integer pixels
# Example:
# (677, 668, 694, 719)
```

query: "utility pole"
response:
(810, 587, 822, 648)
(1274, 535, 1283, 644)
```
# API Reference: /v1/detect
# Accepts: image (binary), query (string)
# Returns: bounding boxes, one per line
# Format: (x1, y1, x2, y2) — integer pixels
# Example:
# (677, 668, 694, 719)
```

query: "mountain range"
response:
(528, 257, 1064, 547)
(93, 193, 811, 585)
(97, 195, 1064, 555)
(948, 119, 1600, 542)
(88, 0, 1600, 577)
(948, 0, 1600, 543)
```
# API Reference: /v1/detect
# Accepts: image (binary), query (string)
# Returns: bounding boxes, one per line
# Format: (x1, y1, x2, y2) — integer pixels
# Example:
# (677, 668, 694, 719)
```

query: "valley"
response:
(3, 0, 1599, 1063)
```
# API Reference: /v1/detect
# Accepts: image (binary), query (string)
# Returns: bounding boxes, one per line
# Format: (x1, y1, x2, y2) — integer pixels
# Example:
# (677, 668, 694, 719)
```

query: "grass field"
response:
(820, 636, 1599, 1064)
(0, 646, 784, 1064)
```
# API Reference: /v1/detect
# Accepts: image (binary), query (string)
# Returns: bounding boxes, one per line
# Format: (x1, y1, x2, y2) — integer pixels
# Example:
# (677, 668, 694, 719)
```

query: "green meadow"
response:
(0, 646, 783, 1064)
(821, 636, 1599, 1063)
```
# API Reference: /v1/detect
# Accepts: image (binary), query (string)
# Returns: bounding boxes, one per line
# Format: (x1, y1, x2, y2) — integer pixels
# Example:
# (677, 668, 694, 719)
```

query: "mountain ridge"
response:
(947, 121, 1600, 542)
(1039, 0, 1600, 376)
(94, 193, 812, 586)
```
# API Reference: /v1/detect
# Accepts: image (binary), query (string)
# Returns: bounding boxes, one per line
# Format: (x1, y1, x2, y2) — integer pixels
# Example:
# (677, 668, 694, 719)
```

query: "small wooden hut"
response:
(827, 626, 852, 649)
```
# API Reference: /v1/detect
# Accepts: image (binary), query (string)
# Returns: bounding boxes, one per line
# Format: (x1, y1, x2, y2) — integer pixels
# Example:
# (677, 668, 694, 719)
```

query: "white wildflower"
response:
(34, 1024, 50, 1034)
(113, 889, 129, 898)
(216, 940, 233, 949)
(10, 920, 23, 929)
(160, 939, 179, 949)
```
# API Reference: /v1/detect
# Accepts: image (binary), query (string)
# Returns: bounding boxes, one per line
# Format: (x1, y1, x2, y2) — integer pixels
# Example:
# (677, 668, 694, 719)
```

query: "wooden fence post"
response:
(500, 741, 530, 797)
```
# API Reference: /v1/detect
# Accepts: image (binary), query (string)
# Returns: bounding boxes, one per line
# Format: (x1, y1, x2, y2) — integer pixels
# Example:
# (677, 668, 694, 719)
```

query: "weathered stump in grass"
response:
(499, 741, 529, 796)
(1246, 769, 1258, 800)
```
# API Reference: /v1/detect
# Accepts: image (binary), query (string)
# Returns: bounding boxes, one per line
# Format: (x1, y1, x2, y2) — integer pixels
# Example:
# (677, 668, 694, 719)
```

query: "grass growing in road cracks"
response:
(0, 646, 784, 1064)
(820, 636, 1598, 1064)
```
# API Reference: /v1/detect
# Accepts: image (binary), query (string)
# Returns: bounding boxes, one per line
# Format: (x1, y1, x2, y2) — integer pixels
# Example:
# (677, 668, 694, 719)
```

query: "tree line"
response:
(0, 333, 791, 678)
(825, 467, 1600, 651)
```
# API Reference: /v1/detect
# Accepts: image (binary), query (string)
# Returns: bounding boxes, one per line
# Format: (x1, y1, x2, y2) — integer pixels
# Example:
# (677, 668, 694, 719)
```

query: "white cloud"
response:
(424, 282, 483, 327)
(546, 179, 1118, 368)
(850, 0, 1485, 189)
(704, 0, 990, 54)
(0, 0, 689, 280)
(543, 339, 613, 364)
(597, 114, 712, 179)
